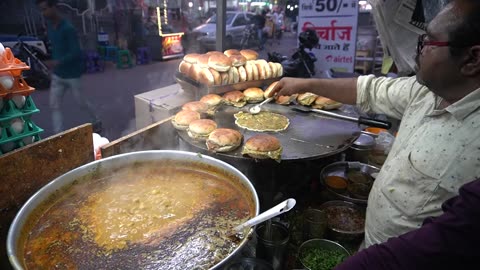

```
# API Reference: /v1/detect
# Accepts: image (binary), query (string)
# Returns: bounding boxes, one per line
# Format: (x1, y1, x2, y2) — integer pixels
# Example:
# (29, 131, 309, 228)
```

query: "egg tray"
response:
(0, 75, 35, 98)
(0, 95, 40, 122)
(0, 132, 42, 155)
(0, 117, 43, 146)
(175, 72, 280, 99)
(0, 47, 30, 76)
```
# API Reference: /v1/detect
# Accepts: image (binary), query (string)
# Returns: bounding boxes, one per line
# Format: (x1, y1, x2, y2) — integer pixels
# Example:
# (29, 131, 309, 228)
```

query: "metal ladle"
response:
(231, 198, 296, 237)
(249, 96, 275, 114)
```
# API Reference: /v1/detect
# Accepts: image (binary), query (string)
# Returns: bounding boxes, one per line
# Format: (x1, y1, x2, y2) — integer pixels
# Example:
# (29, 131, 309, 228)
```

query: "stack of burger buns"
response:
(171, 87, 284, 160)
(179, 49, 283, 86)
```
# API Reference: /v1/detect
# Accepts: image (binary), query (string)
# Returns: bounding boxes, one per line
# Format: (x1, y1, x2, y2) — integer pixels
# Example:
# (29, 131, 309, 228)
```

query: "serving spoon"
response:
(230, 198, 296, 238)
(249, 96, 275, 114)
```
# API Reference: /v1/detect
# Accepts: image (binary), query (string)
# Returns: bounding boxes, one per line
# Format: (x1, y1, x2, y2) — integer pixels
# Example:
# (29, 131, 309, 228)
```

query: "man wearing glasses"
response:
(269, 0, 480, 248)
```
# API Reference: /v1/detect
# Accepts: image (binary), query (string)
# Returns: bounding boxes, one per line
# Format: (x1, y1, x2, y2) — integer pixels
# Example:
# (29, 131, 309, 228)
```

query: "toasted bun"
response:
(242, 134, 282, 160)
(249, 61, 259, 80)
(223, 90, 246, 107)
(255, 61, 266, 80)
(269, 62, 278, 78)
(224, 49, 241, 57)
(206, 51, 223, 55)
(197, 54, 211, 68)
(297, 92, 318, 106)
(275, 63, 283, 77)
(229, 54, 247, 67)
(231, 66, 240, 83)
(206, 128, 243, 152)
(256, 60, 271, 79)
(208, 53, 232, 72)
(179, 61, 192, 74)
(238, 66, 247, 82)
(244, 134, 281, 152)
(200, 94, 223, 108)
(182, 101, 209, 113)
(240, 49, 259, 61)
(264, 81, 279, 98)
(189, 65, 204, 82)
(313, 96, 343, 110)
(275, 95, 288, 105)
(244, 62, 254, 81)
(199, 68, 215, 86)
(209, 68, 222, 85)
(172, 110, 201, 130)
(220, 72, 229, 85)
(187, 119, 217, 141)
(243, 88, 264, 103)
(183, 53, 201, 64)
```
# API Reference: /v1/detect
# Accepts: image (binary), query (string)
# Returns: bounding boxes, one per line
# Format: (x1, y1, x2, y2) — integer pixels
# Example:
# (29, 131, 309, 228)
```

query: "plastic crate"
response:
(0, 95, 40, 122)
(0, 73, 35, 97)
(0, 117, 43, 154)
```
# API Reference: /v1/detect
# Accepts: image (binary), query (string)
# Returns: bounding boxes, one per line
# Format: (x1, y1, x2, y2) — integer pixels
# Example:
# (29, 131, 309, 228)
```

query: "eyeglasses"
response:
(417, 34, 450, 55)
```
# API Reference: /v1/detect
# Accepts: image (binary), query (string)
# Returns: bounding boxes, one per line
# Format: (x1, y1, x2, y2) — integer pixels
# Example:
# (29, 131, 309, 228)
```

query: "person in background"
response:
(36, 0, 101, 134)
(269, 0, 480, 248)
(251, 9, 267, 50)
(335, 178, 480, 270)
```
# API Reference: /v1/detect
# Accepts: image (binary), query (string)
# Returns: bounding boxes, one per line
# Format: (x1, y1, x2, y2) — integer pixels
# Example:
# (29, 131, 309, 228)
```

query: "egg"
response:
(0, 43, 5, 56)
(0, 72, 14, 90)
(22, 136, 35, 145)
(12, 95, 26, 109)
(1, 141, 16, 153)
(10, 118, 25, 134)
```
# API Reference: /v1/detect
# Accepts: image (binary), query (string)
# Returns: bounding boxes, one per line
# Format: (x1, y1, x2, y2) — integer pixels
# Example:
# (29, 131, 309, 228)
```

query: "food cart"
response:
(0, 1, 408, 269)
(146, 1, 185, 61)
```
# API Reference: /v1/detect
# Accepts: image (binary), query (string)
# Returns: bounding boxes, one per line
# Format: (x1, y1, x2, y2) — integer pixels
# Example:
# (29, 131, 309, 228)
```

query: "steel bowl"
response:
(318, 200, 366, 243)
(298, 239, 350, 270)
(7, 150, 260, 270)
(320, 161, 380, 205)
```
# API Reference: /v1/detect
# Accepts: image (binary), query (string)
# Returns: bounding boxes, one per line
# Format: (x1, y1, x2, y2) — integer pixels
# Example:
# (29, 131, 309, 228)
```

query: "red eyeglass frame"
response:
(417, 34, 450, 54)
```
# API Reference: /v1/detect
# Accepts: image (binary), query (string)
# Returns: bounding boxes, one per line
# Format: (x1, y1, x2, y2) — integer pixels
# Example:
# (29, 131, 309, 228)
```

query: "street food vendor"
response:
(270, 0, 480, 247)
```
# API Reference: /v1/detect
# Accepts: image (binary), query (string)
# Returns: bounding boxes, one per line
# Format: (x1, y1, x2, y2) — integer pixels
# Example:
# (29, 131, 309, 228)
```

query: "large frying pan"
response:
(177, 103, 362, 161)
(7, 151, 259, 270)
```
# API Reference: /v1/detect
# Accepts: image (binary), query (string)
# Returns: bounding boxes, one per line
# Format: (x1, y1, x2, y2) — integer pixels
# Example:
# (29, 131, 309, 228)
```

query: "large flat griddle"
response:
(177, 103, 361, 162)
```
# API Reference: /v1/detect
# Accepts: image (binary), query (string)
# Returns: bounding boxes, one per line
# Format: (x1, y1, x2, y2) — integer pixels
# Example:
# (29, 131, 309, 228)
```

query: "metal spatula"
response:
(292, 105, 392, 129)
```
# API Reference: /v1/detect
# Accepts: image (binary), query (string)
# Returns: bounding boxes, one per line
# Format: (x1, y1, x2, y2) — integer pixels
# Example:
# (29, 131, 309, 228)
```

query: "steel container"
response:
(7, 150, 260, 270)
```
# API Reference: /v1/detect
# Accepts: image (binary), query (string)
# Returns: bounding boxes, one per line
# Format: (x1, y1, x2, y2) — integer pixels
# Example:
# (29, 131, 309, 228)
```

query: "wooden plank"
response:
(101, 117, 176, 158)
(0, 124, 94, 269)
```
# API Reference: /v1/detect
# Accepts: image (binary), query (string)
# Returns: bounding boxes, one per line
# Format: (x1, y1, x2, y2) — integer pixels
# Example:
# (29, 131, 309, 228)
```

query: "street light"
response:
(188, 2, 193, 8)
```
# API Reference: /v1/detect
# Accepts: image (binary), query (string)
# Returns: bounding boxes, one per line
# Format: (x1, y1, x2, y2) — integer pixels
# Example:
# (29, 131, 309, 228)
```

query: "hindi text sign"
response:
(299, 0, 359, 72)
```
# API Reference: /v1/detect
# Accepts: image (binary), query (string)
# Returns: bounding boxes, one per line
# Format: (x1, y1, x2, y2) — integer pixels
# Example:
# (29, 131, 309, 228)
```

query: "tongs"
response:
(292, 105, 392, 129)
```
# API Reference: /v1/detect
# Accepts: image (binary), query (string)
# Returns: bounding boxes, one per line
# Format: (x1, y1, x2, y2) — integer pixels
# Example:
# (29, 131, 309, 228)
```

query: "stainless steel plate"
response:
(176, 103, 362, 162)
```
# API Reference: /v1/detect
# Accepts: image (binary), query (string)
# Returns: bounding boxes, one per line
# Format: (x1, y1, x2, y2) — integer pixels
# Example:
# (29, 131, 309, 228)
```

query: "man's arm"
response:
(270, 77, 358, 104)
(270, 76, 421, 119)
(334, 179, 480, 270)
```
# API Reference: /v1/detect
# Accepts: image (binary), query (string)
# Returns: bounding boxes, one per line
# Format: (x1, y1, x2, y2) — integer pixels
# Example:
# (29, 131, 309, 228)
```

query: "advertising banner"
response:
(298, 0, 359, 72)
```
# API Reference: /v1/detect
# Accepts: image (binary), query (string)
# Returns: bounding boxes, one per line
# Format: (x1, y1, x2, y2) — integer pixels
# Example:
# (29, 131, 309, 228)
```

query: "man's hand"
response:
(268, 77, 310, 97)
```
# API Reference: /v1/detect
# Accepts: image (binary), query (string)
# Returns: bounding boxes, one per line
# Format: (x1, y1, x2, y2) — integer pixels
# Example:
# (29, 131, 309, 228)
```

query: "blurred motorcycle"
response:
(240, 24, 261, 49)
(268, 29, 319, 78)
(11, 34, 51, 89)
